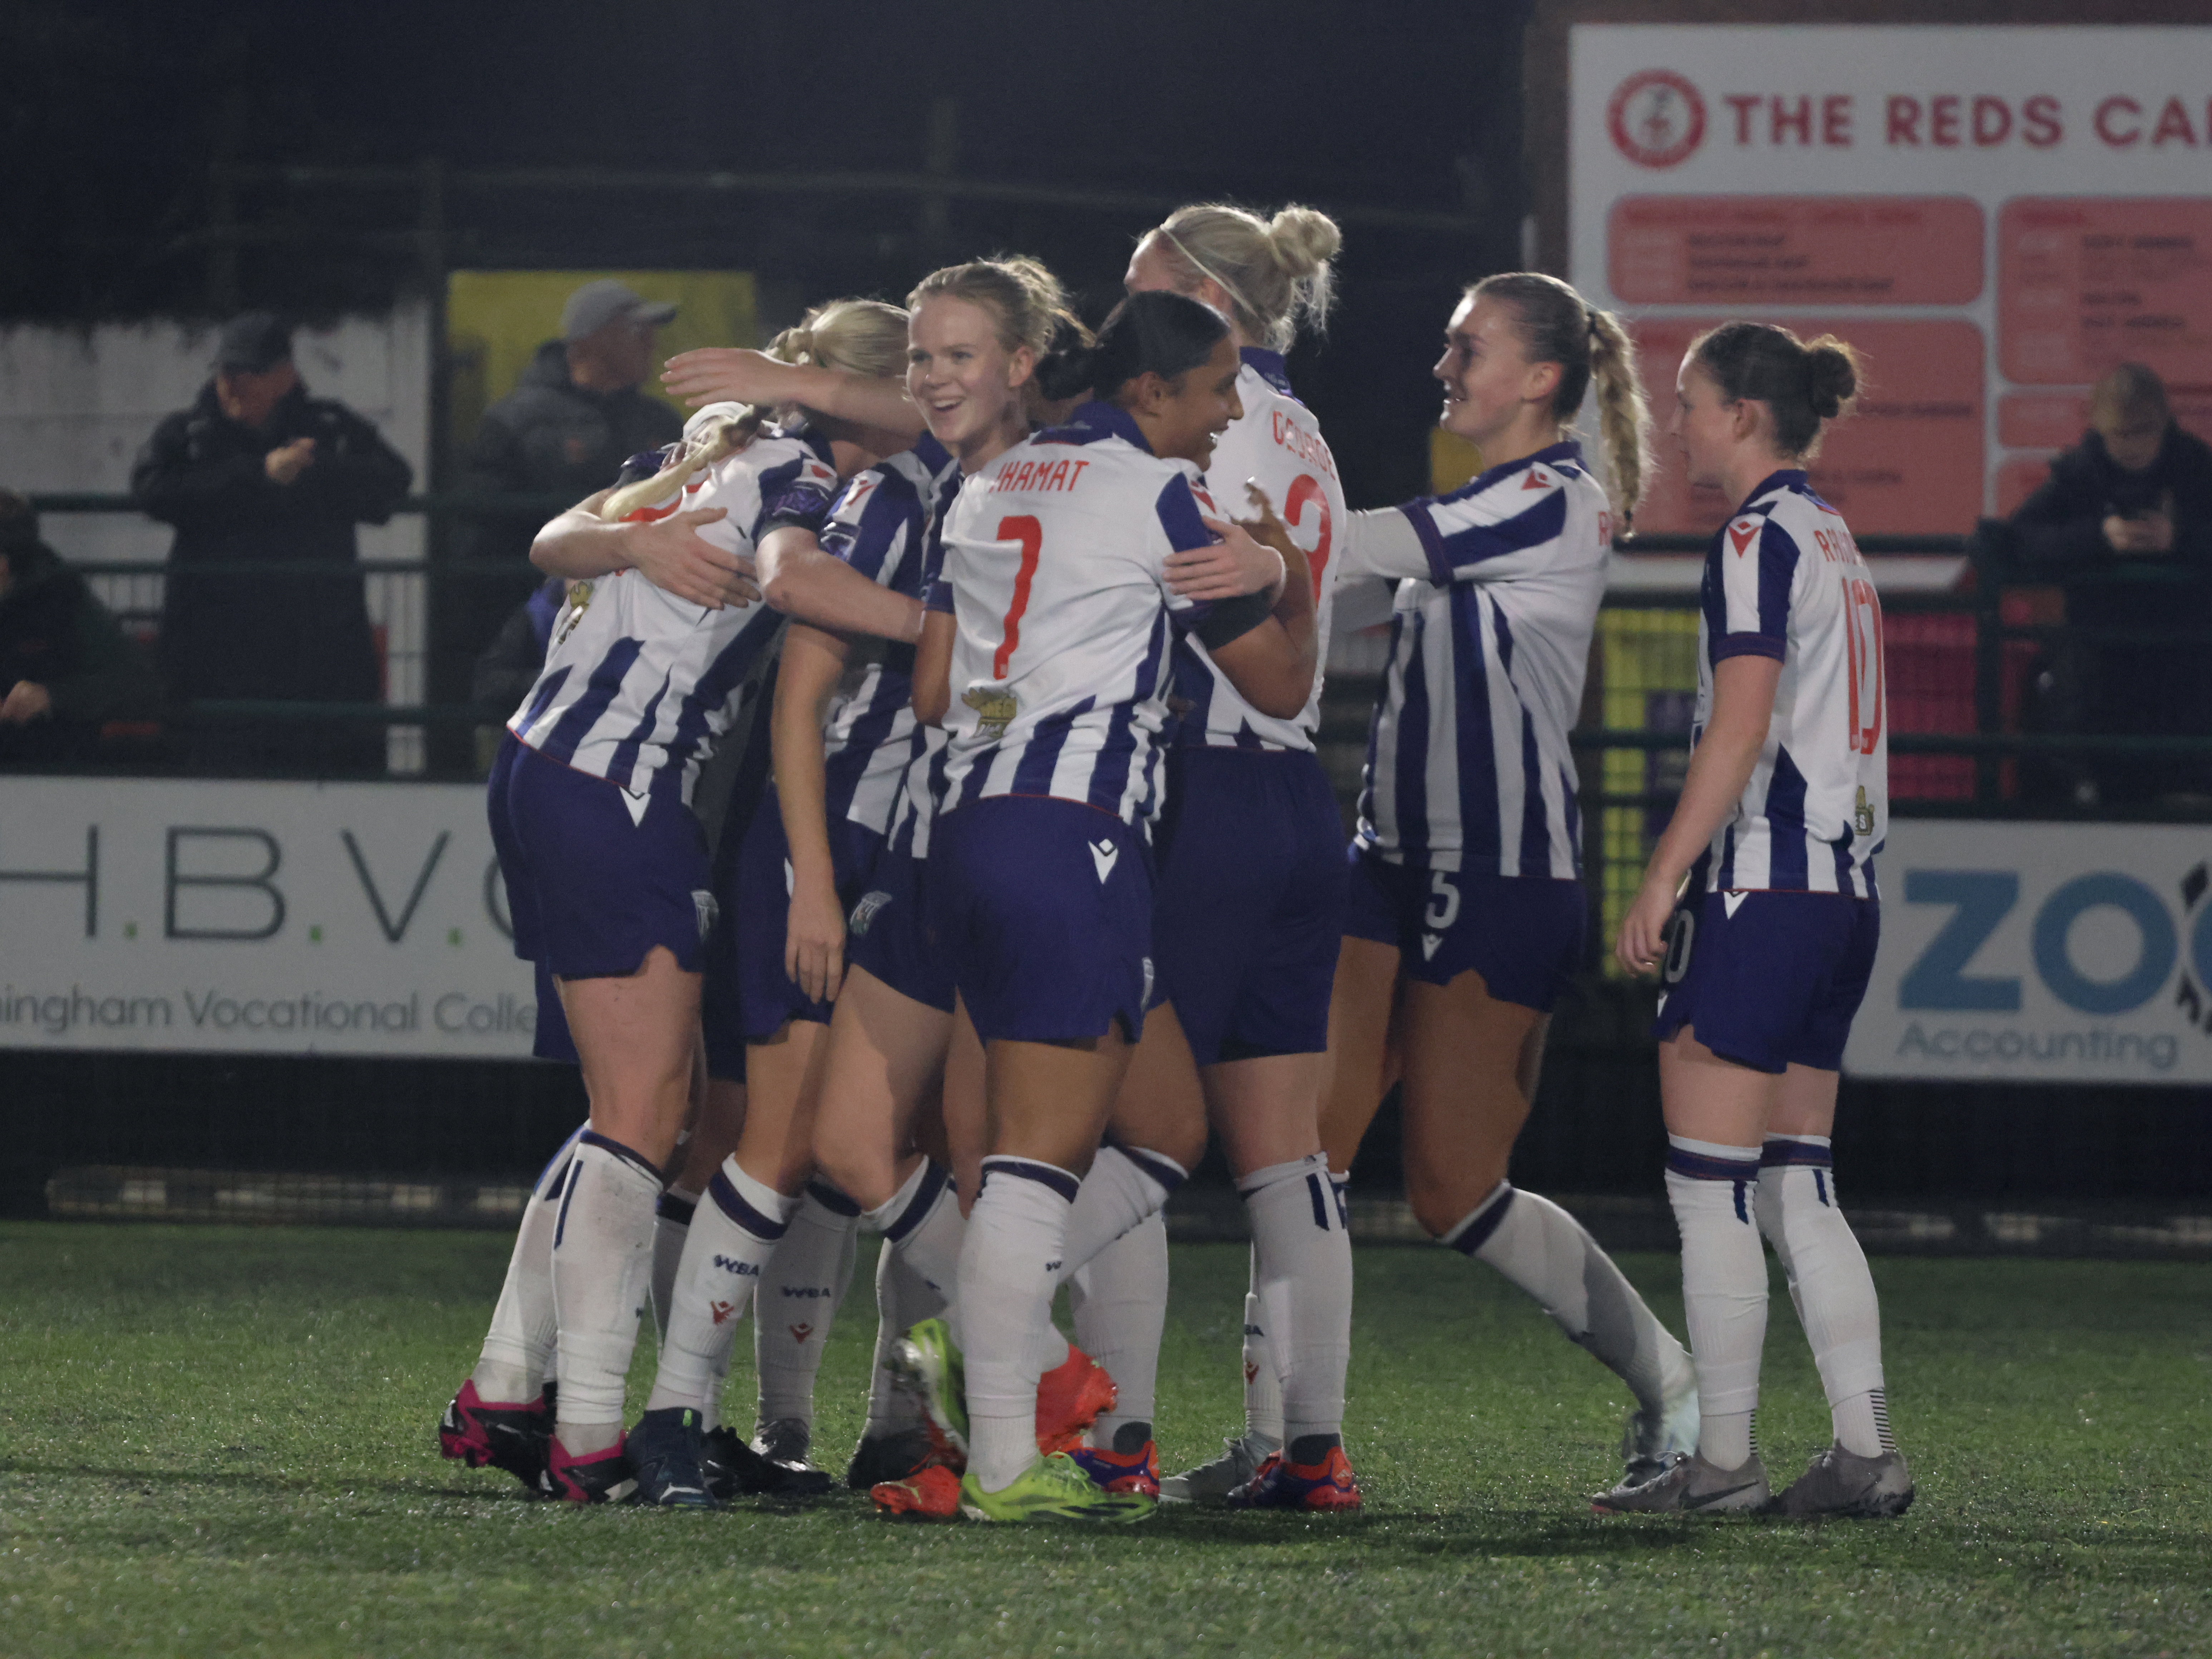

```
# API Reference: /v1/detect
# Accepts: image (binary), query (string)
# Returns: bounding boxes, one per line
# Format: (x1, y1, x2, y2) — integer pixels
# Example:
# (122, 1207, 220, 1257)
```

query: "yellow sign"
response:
(444, 270, 760, 453)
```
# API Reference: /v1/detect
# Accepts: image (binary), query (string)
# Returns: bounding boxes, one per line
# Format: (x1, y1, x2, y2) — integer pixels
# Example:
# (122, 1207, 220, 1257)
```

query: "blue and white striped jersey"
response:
(1172, 349, 1347, 752)
(935, 402, 1244, 827)
(880, 464, 966, 862)
(1695, 470, 1887, 897)
(1344, 440, 1610, 879)
(508, 425, 839, 806)
(817, 435, 960, 837)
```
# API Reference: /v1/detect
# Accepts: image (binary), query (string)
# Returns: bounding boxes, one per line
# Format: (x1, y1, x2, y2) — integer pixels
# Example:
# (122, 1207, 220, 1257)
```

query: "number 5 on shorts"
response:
(1424, 870, 1460, 931)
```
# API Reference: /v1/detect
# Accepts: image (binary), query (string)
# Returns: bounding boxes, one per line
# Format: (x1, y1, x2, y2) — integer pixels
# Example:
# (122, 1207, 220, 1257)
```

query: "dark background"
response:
(3, 0, 1533, 510)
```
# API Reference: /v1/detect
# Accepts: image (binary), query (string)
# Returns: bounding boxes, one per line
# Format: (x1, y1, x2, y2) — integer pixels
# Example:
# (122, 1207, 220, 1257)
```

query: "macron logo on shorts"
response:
(1090, 839, 1119, 883)
(1724, 891, 1748, 918)
(1421, 933, 1442, 961)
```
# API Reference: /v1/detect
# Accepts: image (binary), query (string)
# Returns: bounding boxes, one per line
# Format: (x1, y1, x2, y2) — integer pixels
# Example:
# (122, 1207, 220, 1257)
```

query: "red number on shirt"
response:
(1841, 575, 1885, 756)
(1283, 473, 1334, 602)
(992, 514, 1044, 679)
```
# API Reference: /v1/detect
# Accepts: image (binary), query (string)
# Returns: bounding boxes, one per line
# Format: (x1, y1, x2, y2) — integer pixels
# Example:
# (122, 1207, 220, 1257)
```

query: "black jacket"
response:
(0, 538, 160, 766)
(2007, 425, 2212, 604)
(131, 380, 413, 703)
(460, 341, 683, 565)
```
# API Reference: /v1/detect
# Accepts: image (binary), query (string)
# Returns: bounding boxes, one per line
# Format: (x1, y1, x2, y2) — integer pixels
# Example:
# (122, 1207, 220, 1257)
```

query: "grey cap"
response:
(560, 279, 678, 343)
(215, 312, 294, 373)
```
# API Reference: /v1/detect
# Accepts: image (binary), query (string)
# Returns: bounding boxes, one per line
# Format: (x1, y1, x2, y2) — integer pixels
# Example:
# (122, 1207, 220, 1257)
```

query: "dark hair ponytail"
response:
(1080, 290, 1231, 406)
(1689, 321, 1861, 458)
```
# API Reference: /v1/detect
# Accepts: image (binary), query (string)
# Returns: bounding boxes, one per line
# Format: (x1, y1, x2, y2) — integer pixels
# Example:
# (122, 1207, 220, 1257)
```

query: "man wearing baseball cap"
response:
(447, 280, 685, 726)
(130, 311, 413, 776)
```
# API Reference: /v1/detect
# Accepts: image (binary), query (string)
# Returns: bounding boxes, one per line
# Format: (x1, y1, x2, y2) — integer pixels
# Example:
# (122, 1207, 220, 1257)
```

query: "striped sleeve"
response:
(1710, 515, 1799, 661)
(820, 469, 920, 584)
(1396, 468, 1570, 585)
(1154, 473, 1271, 649)
(752, 452, 840, 540)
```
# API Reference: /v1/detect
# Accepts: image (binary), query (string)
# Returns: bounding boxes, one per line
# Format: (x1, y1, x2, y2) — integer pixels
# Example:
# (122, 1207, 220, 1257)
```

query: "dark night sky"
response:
(6, 0, 1533, 504)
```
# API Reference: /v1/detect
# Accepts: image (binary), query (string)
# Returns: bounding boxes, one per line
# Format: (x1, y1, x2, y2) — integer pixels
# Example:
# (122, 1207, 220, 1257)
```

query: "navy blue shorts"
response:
(706, 780, 883, 1048)
(1152, 747, 1345, 1066)
(1652, 889, 1880, 1073)
(530, 958, 580, 1066)
(491, 738, 714, 982)
(1343, 850, 1587, 1013)
(846, 845, 955, 1013)
(930, 796, 1154, 1045)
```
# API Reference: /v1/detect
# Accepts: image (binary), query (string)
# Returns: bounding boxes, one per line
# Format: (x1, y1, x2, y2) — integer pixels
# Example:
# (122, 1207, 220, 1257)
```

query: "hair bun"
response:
(1264, 206, 1343, 275)
(769, 324, 816, 366)
(1802, 338, 1859, 419)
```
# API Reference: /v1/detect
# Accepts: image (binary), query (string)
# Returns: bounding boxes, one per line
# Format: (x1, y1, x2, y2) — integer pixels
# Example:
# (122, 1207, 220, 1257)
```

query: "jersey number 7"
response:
(992, 514, 1044, 679)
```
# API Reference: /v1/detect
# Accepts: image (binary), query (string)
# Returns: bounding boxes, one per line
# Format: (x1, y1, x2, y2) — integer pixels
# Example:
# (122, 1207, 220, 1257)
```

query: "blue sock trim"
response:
(806, 1180, 863, 1217)
(1446, 1185, 1516, 1256)
(1306, 1172, 1333, 1231)
(1105, 1139, 1187, 1193)
(1666, 1146, 1763, 1182)
(979, 1156, 1080, 1204)
(881, 1161, 951, 1244)
(707, 1169, 790, 1241)
(655, 1191, 696, 1226)
(534, 1123, 586, 1200)
(552, 1160, 582, 1250)
(578, 1129, 661, 1183)
(1759, 1138, 1834, 1170)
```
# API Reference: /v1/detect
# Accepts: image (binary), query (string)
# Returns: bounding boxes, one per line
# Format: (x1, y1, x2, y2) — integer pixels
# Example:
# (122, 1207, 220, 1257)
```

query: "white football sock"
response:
(1060, 1142, 1186, 1284)
(754, 1182, 861, 1432)
(1442, 1180, 1687, 1417)
(865, 1233, 942, 1436)
(550, 1132, 662, 1444)
(1241, 1153, 1352, 1449)
(648, 1187, 698, 1347)
(1070, 1210, 1168, 1447)
(959, 1156, 1078, 1492)
(1754, 1136, 1894, 1457)
(644, 1156, 798, 1422)
(1241, 1274, 1284, 1448)
(1665, 1135, 1768, 1471)
(868, 1157, 963, 1297)
(472, 1125, 581, 1403)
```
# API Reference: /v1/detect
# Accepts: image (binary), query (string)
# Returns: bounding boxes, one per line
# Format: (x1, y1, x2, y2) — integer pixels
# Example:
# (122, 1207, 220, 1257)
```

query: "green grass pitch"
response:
(1, 1221, 2206, 1657)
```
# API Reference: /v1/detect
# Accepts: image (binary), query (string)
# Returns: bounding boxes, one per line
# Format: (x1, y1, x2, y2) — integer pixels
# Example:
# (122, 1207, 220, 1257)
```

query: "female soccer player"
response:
(1319, 273, 1700, 1495)
(480, 301, 919, 1506)
(902, 289, 1315, 1523)
(1065, 202, 1360, 1510)
(1598, 323, 1910, 1520)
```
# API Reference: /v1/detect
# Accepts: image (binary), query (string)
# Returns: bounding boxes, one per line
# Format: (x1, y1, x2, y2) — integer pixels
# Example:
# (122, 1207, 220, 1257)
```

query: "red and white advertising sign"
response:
(1571, 25, 2212, 535)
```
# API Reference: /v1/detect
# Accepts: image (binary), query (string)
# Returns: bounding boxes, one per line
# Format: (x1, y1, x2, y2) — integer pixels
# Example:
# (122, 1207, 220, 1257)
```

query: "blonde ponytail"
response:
(1586, 309, 1651, 531)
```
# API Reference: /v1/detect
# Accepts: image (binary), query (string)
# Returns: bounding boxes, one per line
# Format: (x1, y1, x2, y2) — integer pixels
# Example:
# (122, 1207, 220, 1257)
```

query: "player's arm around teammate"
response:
(1601, 324, 1910, 1521)
(1318, 275, 1704, 1495)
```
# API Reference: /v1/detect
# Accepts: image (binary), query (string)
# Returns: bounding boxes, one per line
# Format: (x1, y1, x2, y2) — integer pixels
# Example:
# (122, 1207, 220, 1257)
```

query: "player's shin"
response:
(959, 1157, 1078, 1492)
(1755, 1136, 1893, 1458)
(1070, 1212, 1168, 1449)
(472, 1126, 581, 1405)
(644, 1157, 798, 1426)
(752, 1181, 859, 1458)
(1240, 1153, 1352, 1457)
(1665, 1137, 1769, 1472)
(550, 1132, 664, 1453)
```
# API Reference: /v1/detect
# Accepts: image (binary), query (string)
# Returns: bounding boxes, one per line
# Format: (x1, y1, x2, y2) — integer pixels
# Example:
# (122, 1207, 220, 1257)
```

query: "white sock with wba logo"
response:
(960, 1156, 1079, 1493)
(550, 1132, 663, 1448)
(754, 1182, 861, 1435)
(866, 1232, 942, 1437)
(1443, 1181, 1687, 1418)
(1664, 1135, 1769, 1472)
(1753, 1136, 1894, 1458)
(1070, 1211, 1168, 1447)
(1060, 1143, 1187, 1283)
(649, 1187, 698, 1347)
(644, 1156, 798, 1424)
(1241, 1153, 1353, 1451)
(473, 1125, 581, 1404)
(1241, 1272, 1284, 1448)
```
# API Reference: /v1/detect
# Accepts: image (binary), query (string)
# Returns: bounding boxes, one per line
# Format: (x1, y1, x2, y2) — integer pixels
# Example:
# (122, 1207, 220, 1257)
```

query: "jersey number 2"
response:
(1284, 474, 1334, 602)
(992, 515, 1044, 679)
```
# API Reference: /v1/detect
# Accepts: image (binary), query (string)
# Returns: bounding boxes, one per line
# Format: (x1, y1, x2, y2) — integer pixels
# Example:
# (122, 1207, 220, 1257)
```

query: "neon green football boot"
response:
(889, 1317, 969, 1462)
(959, 1452, 1157, 1523)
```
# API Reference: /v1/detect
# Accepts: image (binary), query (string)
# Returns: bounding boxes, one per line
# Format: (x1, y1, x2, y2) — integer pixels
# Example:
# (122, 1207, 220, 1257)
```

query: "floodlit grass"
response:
(0, 1221, 2206, 1658)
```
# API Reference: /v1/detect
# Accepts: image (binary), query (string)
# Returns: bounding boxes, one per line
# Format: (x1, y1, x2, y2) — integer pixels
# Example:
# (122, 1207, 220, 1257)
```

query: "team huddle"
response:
(437, 199, 1913, 1524)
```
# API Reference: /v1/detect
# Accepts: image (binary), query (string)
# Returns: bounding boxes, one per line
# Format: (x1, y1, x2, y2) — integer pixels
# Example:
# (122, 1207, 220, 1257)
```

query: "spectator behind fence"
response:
(2007, 362, 2212, 805)
(447, 281, 682, 655)
(469, 575, 566, 719)
(130, 313, 414, 775)
(0, 490, 159, 768)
